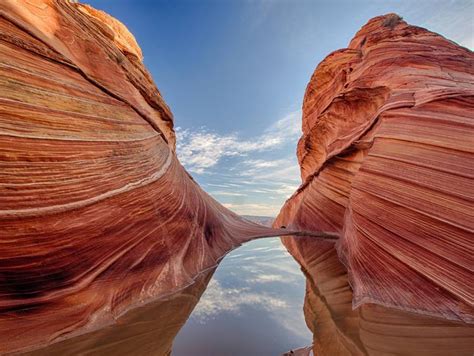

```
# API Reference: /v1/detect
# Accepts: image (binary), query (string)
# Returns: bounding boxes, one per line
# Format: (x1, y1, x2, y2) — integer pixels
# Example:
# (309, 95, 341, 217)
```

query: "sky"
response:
(86, 0, 473, 216)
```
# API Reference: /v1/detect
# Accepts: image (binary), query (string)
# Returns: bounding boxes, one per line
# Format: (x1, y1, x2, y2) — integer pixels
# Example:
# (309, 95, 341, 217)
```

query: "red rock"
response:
(21, 268, 216, 356)
(276, 13, 474, 355)
(0, 1, 291, 353)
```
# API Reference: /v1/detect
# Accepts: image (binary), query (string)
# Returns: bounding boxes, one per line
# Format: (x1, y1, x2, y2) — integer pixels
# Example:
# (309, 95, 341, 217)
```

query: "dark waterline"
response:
(172, 238, 311, 356)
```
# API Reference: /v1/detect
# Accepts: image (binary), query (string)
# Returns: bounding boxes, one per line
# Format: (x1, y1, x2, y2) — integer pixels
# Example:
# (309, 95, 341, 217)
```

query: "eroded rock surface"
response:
(22, 268, 216, 356)
(275, 13, 474, 355)
(0, 1, 288, 353)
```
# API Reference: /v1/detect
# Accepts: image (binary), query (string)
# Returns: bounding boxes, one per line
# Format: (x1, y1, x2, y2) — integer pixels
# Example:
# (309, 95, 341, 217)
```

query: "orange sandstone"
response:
(275, 13, 474, 355)
(0, 1, 288, 353)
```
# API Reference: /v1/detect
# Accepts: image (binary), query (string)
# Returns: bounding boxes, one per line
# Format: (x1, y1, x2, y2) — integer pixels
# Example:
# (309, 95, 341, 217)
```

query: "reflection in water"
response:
(26, 270, 215, 356)
(172, 238, 312, 355)
(26, 233, 472, 356)
(280, 236, 474, 356)
(25, 233, 473, 356)
(26, 238, 311, 356)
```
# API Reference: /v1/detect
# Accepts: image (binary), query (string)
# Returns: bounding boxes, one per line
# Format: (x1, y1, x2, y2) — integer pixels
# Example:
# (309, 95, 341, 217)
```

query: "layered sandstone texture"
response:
(275, 14, 474, 355)
(22, 268, 216, 356)
(0, 1, 287, 353)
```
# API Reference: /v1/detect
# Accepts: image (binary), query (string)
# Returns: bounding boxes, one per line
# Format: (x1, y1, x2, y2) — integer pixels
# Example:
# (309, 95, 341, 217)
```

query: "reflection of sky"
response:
(173, 238, 311, 356)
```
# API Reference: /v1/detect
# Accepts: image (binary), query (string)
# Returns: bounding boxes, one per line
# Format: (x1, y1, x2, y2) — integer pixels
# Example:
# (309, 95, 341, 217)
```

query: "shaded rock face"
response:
(21, 269, 216, 356)
(0, 1, 288, 353)
(275, 14, 474, 356)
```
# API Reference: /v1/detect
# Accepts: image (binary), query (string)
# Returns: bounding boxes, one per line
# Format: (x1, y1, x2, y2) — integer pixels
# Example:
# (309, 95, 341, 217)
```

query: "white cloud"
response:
(248, 274, 287, 283)
(253, 261, 303, 278)
(398, 1, 474, 50)
(209, 159, 300, 215)
(190, 239, 311, 339)
(242, 159, 288, 169)
(206, 183, 240, 188)
(176, 110, 301, 174)
(209, 191, 247, 197)
(222, 202, 283, 216)
(175, 110, 302, 216)
(192, 279, 288, 323)
(239, 158, 300, 183)
(175, 129, 240, 174)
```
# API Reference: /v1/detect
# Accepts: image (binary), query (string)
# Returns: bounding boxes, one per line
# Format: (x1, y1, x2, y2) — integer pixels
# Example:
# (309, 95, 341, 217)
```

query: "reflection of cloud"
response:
(245, 245, 287, 254)
(226, 253, 244, 259)
(248, 274, 287, 283)
(247, 246, 270, 252)
(189, 239, 312, 341)
(264, 246, 287, 253)
(243, 256, 257, 261)
(193, 279, 288, 323)
(254, 260, 302, 276)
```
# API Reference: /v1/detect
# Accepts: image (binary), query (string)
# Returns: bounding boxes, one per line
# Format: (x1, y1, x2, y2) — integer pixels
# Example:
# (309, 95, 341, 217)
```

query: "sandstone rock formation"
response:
(0, 1, 293, 353)
(275, 14, 474, 355)
(22, 268, 216, 356)
(2, 2, 473, 354)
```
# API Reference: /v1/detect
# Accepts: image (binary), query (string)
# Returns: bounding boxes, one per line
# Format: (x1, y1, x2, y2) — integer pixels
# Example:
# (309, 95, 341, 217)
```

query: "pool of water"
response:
(172, 238, 312, 356)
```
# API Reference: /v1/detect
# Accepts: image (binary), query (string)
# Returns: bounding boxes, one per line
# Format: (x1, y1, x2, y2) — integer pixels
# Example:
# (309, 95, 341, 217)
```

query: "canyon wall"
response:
(275, 14, 474, 355)
(1, 2, 473, 355)
(0, 1, 290, 353)
(21, 269, 216, 356)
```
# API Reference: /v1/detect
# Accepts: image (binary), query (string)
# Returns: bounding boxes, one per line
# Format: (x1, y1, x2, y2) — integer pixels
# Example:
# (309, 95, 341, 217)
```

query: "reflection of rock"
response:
(24, 269, 215, 356)
(0, 1, 288, 353)
(275, 14, 474, 355)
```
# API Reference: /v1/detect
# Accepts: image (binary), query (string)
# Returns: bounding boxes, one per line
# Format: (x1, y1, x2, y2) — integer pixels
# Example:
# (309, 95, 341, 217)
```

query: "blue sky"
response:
(87, 0, 473, 216)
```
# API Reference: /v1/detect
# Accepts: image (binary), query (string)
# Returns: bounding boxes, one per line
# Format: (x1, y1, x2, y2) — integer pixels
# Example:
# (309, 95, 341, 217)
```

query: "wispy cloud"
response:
(242, 158, 288, 169)
(189, 238, 312, 340)
(176, 110, 301, 174)
(192, 279, 288, 323)
(248, 273, 287, 283)
(222, 202, 283, 216)
(175, 110, 302, 216)
(398, 1, 473, 50)
(238, 158, 300, 182)
(209, 191, 247, 197)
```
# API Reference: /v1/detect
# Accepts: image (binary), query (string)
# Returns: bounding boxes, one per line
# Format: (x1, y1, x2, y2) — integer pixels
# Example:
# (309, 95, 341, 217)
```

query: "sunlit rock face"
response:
(275, 14, 474, 355)
(0, 1, 286, 353)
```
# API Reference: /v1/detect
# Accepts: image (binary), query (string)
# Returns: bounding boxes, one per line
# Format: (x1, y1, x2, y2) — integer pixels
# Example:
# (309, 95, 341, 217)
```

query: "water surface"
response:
(173, 238, 311, 356)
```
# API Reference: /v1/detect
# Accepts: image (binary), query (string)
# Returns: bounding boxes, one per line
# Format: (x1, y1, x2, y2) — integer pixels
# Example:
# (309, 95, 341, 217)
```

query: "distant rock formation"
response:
(0, 1, 289, 353)
(275, 14, 474, 355)
(241, 215, 275, 227)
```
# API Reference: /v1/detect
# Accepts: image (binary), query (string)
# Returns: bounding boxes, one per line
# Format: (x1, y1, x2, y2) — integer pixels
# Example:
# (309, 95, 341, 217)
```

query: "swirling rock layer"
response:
(276, 14, 474, 355)
(0, 1, 286, 353)
(22, 268, 216, 356)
